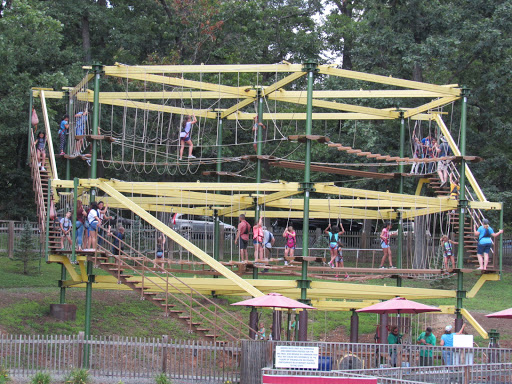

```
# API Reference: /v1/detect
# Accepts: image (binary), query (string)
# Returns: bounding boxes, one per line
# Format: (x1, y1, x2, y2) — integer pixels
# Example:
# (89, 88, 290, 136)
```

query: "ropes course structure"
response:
(29, 63, 504, 341)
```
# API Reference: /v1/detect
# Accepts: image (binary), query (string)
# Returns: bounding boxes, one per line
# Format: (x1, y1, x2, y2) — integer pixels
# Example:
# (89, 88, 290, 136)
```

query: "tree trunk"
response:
(82, 13, 91, 63)
(333, 0, 353, 70)
(412, 62, 423, 82)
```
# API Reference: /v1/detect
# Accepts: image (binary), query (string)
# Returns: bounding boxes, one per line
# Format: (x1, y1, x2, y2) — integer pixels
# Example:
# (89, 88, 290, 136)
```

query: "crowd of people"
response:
(411, 134, 453, 178)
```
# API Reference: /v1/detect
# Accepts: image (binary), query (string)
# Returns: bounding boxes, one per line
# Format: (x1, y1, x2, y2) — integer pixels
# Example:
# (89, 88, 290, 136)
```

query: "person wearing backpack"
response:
(474, 219, 503, 270)
(235, 214, 251, 262)
(324, 223, 345, 268)
(262, 226, 275, 259)
(87, 201, 102, 250)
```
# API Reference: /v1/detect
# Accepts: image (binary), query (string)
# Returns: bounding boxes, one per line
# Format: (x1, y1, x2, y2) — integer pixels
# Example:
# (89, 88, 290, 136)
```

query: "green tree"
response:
(13, 220, 39, 275)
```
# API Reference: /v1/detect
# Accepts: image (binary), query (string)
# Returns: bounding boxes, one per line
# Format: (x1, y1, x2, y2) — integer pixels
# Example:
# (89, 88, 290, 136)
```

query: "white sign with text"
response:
(275, 346, 319, 369)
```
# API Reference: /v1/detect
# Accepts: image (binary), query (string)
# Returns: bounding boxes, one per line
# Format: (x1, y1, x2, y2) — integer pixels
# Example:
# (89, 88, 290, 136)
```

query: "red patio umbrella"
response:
(486, 308, 512, 319)
(356, 297, 441, 315)
(231, 292, 315, 309)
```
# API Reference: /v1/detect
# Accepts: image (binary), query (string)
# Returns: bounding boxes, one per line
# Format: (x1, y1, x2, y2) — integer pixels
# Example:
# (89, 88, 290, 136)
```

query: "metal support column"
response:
(499, 204, 504, 275)
(216, 113, 223, 183)
(397, 112, 405, 287)
(83, 260, 94, 368)
(456, 88, 469, 329)
(27, 91, 33, 165)
(45, 179, 51, 263)
(255, 88, 263, 184)
(90, 63, 102, 180)
(59, 264, 66, 304)
(65, 90, 72, 188)
(213, 209, 219, 280)
(71, 178, 78, 264)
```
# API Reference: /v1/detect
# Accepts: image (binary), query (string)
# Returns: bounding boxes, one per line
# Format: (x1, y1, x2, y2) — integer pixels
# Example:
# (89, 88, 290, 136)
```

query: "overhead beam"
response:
(318, 66, 461, 96)
(403, 96, 459, 118)
(101, 63, 304, 74)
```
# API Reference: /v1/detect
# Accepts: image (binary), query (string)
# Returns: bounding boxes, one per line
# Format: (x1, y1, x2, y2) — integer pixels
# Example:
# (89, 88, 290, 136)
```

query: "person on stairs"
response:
(35, 131, 47, 171)
(379, 222, 397, 269)
(179, 114, 197, 160)
(474, 219, 503, 270)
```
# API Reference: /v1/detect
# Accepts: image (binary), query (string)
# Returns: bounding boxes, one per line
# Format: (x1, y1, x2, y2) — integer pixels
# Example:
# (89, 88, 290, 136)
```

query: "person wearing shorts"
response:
(262, 226, 275, 259)
(474, 219, 503, 270)
(283, 226, 296, 265)
(440, 235, 458, 272)
(379, 222, 396, 269)
(155, 233, 166, 268)
(74, 110, 88, 154)
(179, 115, 197, 160)
(252, 217, 264, 262)
(35, 131, 47, 171)
(235, 214, 251, 262)
(87, 202, 101, 250)
(324, 223, 345, 268)
(334, 241, 348, 279)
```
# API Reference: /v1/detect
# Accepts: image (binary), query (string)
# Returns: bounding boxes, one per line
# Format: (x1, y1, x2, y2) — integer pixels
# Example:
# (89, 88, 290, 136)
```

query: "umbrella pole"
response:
(299, 310, 308, 341)
(379, 313, 388, 344)
(350, 309, 359, 343)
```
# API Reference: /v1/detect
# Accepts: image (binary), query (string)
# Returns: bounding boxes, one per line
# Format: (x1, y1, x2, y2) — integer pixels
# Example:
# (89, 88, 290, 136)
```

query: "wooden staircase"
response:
(427, 176, 479, 265)
(91, 233, 257, 342)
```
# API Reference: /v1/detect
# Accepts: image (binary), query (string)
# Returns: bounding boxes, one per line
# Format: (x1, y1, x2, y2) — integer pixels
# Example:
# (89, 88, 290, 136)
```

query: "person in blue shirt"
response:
(440, 323, 466, 365)
(324, 223, 345, 268)
(436, 137, 452, 187)
(74, 110, 88, 154)
(58, 115, 69, 155)
(179, 114, 197, 160)
(474, 219, 503, 270)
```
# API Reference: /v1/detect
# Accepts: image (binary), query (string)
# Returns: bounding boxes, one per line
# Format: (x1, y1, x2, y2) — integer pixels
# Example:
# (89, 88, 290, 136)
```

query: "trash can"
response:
(318, 355, 332, 371)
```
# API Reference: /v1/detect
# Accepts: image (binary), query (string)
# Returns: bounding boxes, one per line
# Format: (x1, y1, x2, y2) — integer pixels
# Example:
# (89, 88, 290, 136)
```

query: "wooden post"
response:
(7, 221, 14, 259)
(161, 335, 168, 374)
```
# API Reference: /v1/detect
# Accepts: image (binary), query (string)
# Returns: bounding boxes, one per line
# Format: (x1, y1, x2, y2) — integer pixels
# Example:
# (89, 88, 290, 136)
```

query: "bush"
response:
(31, 372, 51, 384)
(65, 369, 89, 384)
(155, 373, 172, 384)
(0, 366, 10, 384)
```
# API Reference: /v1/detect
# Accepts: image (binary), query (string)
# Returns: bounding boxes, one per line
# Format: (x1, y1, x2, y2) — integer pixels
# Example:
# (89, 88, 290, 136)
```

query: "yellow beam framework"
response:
(97, 180, 264, 298)
(461, 308, 488, 339)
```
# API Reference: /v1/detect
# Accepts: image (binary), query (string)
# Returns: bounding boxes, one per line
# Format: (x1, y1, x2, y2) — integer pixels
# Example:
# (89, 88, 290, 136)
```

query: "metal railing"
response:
(0, 333, 241, 382)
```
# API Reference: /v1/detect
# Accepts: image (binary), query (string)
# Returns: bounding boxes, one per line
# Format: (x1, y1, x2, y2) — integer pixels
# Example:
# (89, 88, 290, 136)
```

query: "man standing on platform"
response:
(417, 327, 436, 366)
(234, 214, 251, 263)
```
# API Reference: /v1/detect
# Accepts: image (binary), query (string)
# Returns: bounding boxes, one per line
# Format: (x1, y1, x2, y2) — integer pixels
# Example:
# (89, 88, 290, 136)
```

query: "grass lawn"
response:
(0, 255, 510, 345)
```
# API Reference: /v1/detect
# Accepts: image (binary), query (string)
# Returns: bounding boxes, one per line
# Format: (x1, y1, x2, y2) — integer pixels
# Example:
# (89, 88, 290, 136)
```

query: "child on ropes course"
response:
(179, 114, 197, 160)
(325, 223, 345, 268)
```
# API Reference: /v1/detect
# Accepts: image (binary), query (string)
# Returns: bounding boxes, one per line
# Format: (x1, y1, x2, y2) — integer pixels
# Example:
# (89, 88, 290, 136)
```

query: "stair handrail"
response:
(97, 230, 258, 341)
(39, 90, 58, 180)
(29, 129, 47, 241)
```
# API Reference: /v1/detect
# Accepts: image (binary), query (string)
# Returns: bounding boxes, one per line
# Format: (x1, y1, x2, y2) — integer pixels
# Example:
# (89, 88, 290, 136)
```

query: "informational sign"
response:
(263, 375, 377, 384)
(453, 334, 473, 348)
(275, 346, 319, 369)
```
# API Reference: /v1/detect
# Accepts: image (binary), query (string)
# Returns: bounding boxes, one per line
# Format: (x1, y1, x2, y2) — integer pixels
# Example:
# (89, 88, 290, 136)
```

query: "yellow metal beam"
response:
(415, 178, 429, 196)
(467, 273, 500, 298)
(403, 96, 459, 118)
(97, 180, 264, 298)
(48, 255, 80, 281)
(32, 90, 65, 99)
(401, 203, 458, 219)
(102, 63, 304, 74)
(468, 201, 502, 211)
(267, 198, 452, 209)
(318, 66, 461, 96)
(435, 114, 486, 202)
(70, 73, 94, 98)
(461, 308, 488, 339)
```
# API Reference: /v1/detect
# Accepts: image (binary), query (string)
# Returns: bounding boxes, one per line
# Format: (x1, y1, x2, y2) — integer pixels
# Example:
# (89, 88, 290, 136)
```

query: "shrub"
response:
(65, 369, 89, 384)
(155, 373, 172, 384)
(0, 366, 10, 384)
(31, 372, 51, 384)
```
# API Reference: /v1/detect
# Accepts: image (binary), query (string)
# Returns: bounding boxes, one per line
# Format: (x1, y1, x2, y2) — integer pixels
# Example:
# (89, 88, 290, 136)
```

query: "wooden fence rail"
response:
(0, 333, 240, 382)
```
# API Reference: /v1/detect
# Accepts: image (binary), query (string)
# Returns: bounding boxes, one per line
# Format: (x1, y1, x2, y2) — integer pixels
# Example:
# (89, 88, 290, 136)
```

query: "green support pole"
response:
(45, 179, 51, 263)
(27, 91, 33, 165)
(213, 209, 219, 280)
(499, 204, 504, 275)
(299, 61, 317, 307)
(83, 260, 94, 368)
(255, 88, 263, 185)
(216, 113, 223, 183)
(397, 112, 405, 287)
(253, 93, 264, 280)
(59, 264, 66, 304)
(456, 88, 469, 326)
(66, 91, 72, 189)
(71, 178, 78, 264)
(90, 63, 102, 181)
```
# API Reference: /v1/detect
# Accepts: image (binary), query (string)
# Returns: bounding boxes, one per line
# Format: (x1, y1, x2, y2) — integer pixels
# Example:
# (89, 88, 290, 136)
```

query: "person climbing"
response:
(474, 219, 503, 270)
(74, 109, 88, 155)
(379, 222, 396, 269)
(449, 173, 460, 200)
(58, 114, 69, 155)
(440, 235, 458, 272)
(155, 232, 166, 268)
(179, 114, 197, 160)
(283, 225, 296, 265)
(436, 137, 452, 187)
(262, 226, 275, 259)
(410, 136, 423, 174)
(324, 223, 345, 268)
(334, 240, 348, 279)
(252, 115, 266, 153)
(235, 214, 251, 263)
(35, 131, 47, 171)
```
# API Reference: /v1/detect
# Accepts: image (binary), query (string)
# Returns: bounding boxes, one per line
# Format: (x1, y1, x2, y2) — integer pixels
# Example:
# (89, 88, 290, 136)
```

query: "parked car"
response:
(171, 214, 236, 239)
